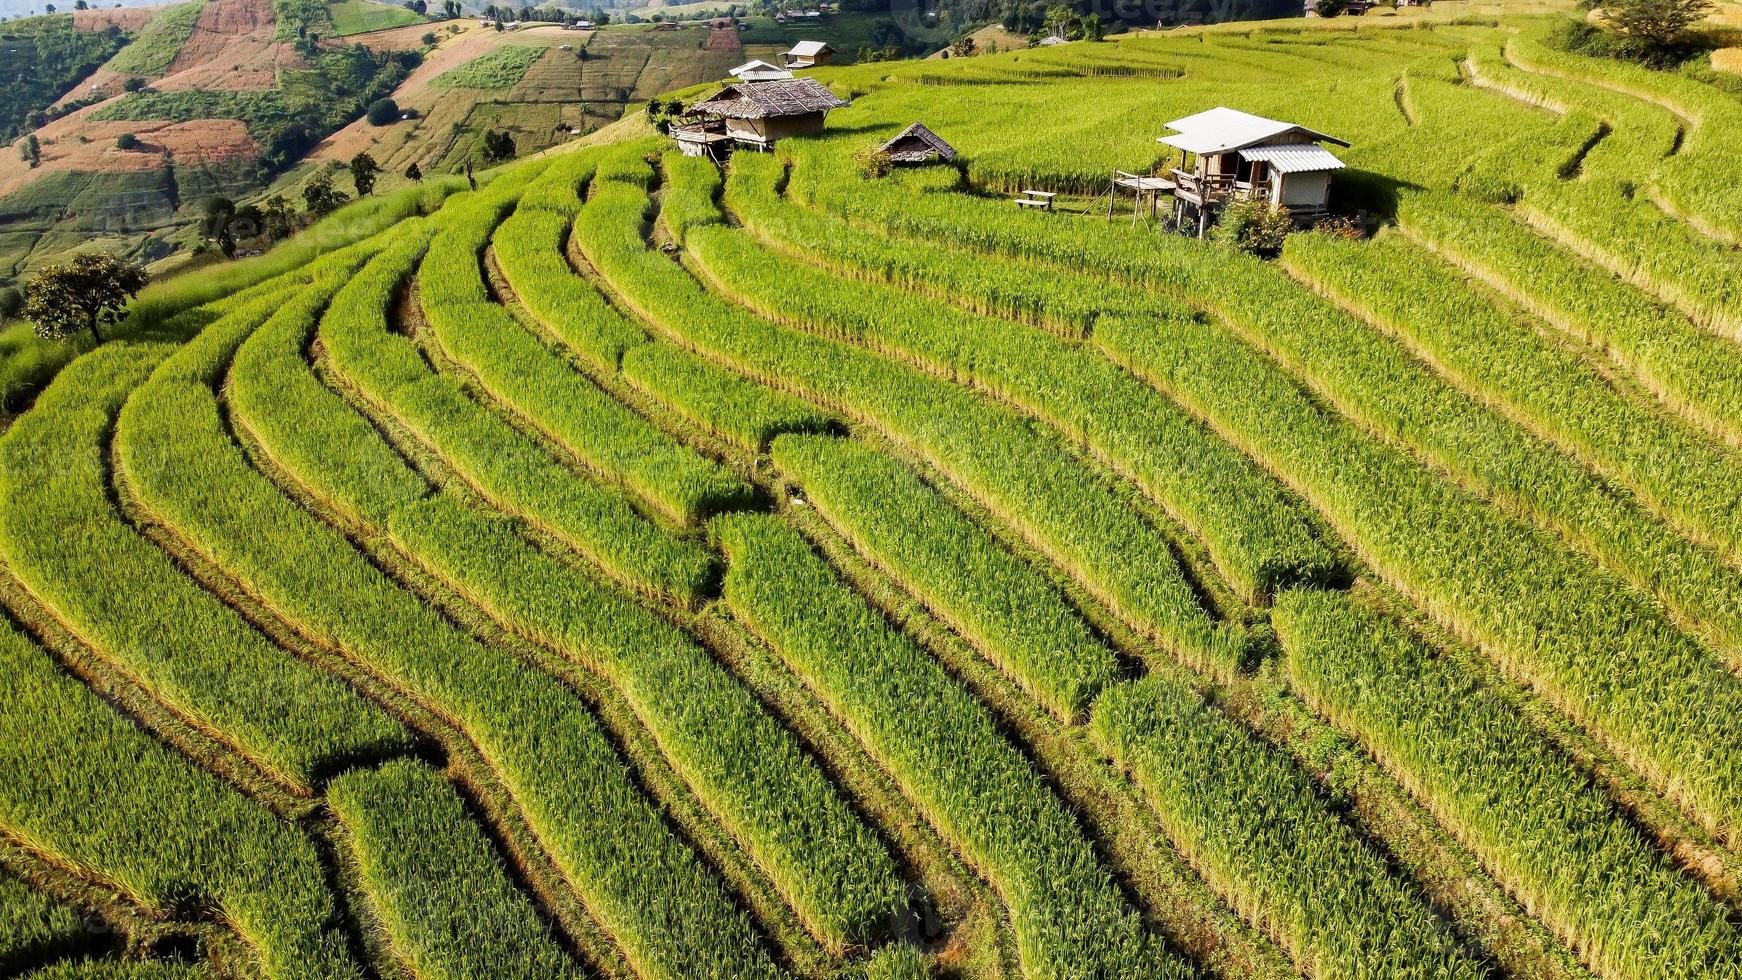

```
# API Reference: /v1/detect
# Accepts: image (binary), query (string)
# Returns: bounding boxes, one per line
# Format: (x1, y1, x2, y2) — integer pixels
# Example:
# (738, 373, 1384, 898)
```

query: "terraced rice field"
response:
(8, 5, 1742, 979)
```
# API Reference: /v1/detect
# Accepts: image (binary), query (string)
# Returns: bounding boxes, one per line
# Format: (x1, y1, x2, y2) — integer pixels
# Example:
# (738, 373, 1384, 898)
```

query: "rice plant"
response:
(328, 759, 586, 979)
(422, 185, 755, 524)
(1278, 589, 1742, 980)
(619, 343, 834, 452)
(574, 152, 1245, 676)
(772, 433, 1118, 721)
(713, 512, 1189, 980)
(1093, 675, 1488, 980)
(119, 320, 782, 980)
(705, 156, 1340, 605)
(0, 613, 362, 979)
(385, 495, 909, 953)
(0, 314, 409, 792)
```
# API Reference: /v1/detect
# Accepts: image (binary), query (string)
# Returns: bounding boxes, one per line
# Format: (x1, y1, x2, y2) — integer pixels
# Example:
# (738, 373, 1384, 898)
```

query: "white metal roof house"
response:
(730, 59, 794, 82)
(782, 40, 836, 68)
(1156, 106, 1348, 233)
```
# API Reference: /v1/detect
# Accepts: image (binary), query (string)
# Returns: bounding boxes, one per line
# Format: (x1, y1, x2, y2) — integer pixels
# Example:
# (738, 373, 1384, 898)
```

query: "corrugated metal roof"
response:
(1238, 142, 1346, 173)
(786, 40, 833, 56)
(1156, 106, 1347, 155)
(731, 59, 793, 81)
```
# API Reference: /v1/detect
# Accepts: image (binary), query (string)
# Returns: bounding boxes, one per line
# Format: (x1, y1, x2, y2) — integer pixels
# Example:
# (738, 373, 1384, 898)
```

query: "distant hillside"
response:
(0, 0, 423, 286)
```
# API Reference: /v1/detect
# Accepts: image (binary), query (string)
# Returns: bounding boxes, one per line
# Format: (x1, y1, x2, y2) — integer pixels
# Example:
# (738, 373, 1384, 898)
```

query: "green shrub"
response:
(365, 96, 399, 125)
(1210, 197, 1294, 257)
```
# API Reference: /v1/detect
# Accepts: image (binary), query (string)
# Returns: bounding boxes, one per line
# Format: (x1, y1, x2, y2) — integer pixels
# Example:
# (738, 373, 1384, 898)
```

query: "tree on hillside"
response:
(350, 152, 382, 196)
(367, 98, 401, 126)
(1601, 0, 1714, 52)
(443, 0, 460, 18)
(22, 253, 149, 344)
(0, 287, 23, 322)
(115, 132, 139, 150)
(949, 34, 976, 57)
(1044, 4, 1073, 39)
(258, 194, 292, 242)
(200, 196, 238, 258)
(481, 128, 515, 163)
(405, 161, 423, 182)
(302, 171, 348, 218)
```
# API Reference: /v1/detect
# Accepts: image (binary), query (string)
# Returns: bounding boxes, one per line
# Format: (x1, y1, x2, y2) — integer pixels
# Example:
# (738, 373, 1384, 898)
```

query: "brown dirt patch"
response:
(704, 26, 742, 51)
(52, 68, 132, 109)
(72, 6, 165, 31)
(154, 0, 306, 91)
(1715, 48, 1742, 74)
(0, 118, 256, 199)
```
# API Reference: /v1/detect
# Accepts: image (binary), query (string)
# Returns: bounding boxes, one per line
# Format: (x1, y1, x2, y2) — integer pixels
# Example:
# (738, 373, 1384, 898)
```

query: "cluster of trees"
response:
(481, 128, 516, 163)
(477, 4, 609, 25)
(0, 14, 130, 144)
(192, 151, 398, 260)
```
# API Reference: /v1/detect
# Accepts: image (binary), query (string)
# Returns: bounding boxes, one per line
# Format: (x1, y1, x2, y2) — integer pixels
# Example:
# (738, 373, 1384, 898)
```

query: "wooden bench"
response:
(1014, 198, 1050, 210)
(1022, 190, 1057, 199)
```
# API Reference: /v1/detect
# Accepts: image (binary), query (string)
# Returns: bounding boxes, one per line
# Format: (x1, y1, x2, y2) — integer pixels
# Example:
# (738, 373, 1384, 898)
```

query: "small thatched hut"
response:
(877, 123, 957, 165)
(676, 78, 850, 155)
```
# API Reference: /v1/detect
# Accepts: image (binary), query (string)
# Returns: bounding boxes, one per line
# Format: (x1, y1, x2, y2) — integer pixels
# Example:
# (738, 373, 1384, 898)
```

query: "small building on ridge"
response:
(730, 59, 794, 82)
(782, 40, 836, 68)
(1157, 106, 1348, 232)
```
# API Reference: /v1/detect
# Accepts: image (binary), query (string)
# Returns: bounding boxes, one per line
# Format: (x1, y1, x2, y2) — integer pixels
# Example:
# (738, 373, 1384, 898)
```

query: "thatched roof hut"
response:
(681, 78, 851, 153)
(690, 78, 849, 120)
(877, 123, 957, 165)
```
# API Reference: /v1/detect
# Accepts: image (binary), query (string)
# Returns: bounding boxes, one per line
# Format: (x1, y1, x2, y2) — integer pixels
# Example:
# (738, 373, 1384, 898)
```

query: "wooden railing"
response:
(1170, 169, 1272, 205)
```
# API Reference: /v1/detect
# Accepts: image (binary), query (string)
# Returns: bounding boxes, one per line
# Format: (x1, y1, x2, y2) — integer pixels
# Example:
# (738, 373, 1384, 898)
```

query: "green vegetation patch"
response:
(102, 1, 204, 77)
(327, 0, 427, 38)
(431, 44, 546, 89)
(0, 868, 90, 971)
(273, 0, 334, 40)
(328, 760, 583, 979)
